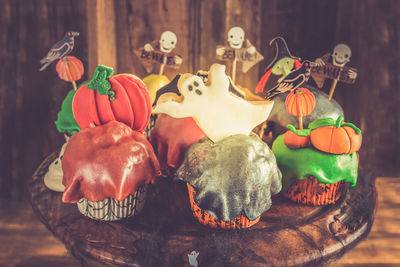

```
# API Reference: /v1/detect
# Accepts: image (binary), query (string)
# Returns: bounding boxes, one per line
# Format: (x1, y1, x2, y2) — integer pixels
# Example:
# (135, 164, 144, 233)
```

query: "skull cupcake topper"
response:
(311, 43, 358, 100)
(135, 30, 183, 74)
(332, 44, 351, 67)
(227, 27, 245, 49)
(159, 31, 177, 53)
(216, 26, 263, 83)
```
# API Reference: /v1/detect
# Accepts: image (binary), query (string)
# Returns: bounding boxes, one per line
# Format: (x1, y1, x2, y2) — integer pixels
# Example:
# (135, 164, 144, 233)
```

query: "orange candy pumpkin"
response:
(309, 116, 362, 154)
(283, 124, 310, 148)
(285, 88, 315, 117)
(56, 56, 84, 82)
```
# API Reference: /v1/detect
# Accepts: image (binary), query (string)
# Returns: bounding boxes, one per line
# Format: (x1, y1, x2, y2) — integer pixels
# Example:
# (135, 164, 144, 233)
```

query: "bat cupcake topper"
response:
(216, 26, 264, 83)
(311, 43, 358, 100)
(135, 30, 183, 75)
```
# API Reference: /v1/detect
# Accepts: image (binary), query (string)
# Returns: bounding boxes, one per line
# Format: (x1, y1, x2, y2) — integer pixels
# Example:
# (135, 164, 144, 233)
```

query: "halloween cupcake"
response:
(152, 64, 281, 229)
(272, 116, 361, 206)
(62, 121, 161, 221)
(176, 134, 282, 229)
(150, 114, 205, 176)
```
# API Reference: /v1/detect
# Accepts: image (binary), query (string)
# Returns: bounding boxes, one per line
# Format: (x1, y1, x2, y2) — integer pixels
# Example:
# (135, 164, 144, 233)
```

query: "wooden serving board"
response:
(29, 153, 377, 267)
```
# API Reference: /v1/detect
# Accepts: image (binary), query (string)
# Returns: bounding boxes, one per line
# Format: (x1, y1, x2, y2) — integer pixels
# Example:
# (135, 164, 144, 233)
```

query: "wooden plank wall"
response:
(0, 0, 398, 200)
(0, 0, 88, 200)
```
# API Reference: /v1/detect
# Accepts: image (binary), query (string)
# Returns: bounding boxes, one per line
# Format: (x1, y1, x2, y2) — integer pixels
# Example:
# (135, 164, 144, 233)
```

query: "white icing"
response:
(44, 138, 69, 192)
(153, 64, 274, 142)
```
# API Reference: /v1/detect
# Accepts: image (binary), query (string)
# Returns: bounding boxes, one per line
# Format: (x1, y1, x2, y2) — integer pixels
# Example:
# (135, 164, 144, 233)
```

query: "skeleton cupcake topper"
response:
(216, 26, 263, 83)
(135, 30, 183, 74)
(311, 43, 358, 100)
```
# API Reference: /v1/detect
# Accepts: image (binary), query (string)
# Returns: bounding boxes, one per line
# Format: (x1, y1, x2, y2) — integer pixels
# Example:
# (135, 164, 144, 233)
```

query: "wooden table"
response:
(29, 153, 377, 267)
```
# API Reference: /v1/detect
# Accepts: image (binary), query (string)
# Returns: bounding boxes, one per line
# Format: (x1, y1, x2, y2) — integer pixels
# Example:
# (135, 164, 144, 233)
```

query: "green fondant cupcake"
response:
(272, 116, 361, 206)
(55, 89, 80, 135)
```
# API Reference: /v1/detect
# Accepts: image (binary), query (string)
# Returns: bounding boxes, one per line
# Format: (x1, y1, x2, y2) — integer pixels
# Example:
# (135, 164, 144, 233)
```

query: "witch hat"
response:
(265, 37, 298, 70)
(255, 37, 301, 94)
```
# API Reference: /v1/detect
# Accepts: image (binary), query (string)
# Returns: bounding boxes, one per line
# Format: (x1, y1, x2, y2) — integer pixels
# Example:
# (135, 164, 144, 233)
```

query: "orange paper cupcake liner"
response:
(283, 176, 344, 206)
(186, 184, 259, 229)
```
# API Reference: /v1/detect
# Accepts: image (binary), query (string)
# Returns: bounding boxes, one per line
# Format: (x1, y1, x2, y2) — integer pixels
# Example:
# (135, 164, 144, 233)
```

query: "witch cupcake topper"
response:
(216, 26, 263, 83)
(255, 37, 314, 100)
(135, 30, 183, 75)
(311, 43, 358, 100)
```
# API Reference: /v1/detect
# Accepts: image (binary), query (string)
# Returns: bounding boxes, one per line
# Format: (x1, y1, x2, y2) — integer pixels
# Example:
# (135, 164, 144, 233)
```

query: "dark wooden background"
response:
(0, 0, 399, 201)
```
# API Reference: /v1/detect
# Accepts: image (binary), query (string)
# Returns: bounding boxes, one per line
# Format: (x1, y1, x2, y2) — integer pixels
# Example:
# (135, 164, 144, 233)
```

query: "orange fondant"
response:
(56, 56, 84, 82)
(310, 125, 362, 154)
(186, 184, 259, 229)
(283, 130, 310, 148)
(283, 176, 344, 206)
(285, 88, 315, 117)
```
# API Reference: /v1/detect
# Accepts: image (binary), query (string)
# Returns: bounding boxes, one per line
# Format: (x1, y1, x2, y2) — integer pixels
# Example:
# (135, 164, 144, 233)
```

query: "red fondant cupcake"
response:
(62, 121, 161, 221)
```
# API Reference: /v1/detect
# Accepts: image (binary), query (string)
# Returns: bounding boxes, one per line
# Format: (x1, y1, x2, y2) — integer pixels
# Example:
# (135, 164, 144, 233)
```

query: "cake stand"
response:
(30, 153, 377, 267)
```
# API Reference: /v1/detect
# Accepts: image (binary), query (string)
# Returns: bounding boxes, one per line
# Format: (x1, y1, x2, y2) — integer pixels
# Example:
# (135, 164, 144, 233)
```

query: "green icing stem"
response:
(55, 89, 81, 135)
(272, 134, 358, 192)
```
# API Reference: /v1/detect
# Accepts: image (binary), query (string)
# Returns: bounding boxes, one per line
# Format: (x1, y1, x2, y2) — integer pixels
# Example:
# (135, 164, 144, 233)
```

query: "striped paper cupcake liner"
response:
(77, 185, 148, 221)
(283, 176, 344, 206)
(187, 184, 260, 229)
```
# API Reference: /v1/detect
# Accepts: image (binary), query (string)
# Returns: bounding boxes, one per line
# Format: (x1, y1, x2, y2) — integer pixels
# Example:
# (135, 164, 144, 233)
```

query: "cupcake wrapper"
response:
(283, 176, 344, 206)
(144, 114, 158, 139)
(187, 184, 260, 229)
(77, 185, 148, 221)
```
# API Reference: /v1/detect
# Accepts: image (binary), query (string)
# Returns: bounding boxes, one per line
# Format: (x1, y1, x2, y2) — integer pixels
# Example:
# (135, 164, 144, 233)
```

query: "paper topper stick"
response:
(40, 31, 79, 71)
(56, 56, 84, 91)
(311, 44, 358, 100)
(135, 31, 183, 74)
(216, 27, 263, 84)
(285, 88, 315, 130)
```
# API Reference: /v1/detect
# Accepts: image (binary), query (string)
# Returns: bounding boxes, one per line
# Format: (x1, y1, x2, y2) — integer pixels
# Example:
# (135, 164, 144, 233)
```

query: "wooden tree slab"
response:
(30, 153, 377, 267)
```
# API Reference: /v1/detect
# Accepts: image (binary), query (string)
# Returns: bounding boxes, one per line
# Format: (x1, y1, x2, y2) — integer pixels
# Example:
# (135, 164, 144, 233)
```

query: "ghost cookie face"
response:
(153, 64, 274, 142)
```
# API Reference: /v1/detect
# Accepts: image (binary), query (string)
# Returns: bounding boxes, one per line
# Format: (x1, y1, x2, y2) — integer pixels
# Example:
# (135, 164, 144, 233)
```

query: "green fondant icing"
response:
(286, 124, 310, 136)
(87, 65, 115, 100)
(272, 134, 358, 192)
(55, 89, 81, 135)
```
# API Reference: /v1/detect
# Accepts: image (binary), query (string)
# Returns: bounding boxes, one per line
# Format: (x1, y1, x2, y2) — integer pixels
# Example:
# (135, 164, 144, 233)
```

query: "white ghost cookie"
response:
(153, 64, 274, 142)
(44, 138, 69, 192)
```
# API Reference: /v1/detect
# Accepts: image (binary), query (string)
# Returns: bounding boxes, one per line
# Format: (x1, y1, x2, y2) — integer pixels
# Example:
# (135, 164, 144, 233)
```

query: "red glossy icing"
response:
(73, 74, 151, 132)
(150, 114, 206, 174)
(62, 121, 161, 203)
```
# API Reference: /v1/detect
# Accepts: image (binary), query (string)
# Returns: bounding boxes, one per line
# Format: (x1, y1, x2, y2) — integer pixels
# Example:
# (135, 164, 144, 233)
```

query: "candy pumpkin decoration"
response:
(73, 65, 152, 132)
(285, 88, 315, 129)
(56, 56, 84, 91)
(309, 116, 362, 154)
(283, 124, 310, 149)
